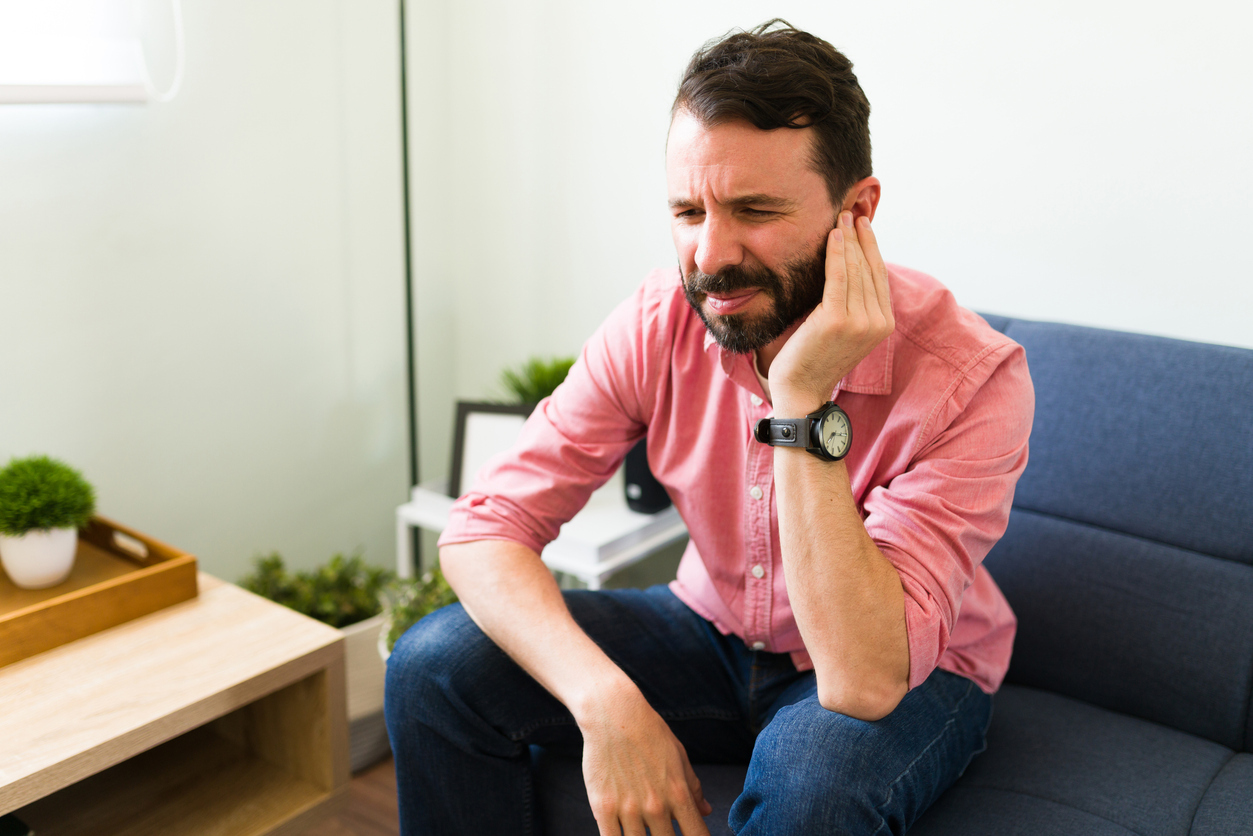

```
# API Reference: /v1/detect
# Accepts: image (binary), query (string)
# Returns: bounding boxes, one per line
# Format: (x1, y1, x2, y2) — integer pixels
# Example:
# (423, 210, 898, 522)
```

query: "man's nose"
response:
(694, 214, 743, 276)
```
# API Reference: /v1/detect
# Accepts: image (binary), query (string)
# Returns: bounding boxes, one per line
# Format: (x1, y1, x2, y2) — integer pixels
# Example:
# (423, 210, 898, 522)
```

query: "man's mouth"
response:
(704, 289, 759, 315)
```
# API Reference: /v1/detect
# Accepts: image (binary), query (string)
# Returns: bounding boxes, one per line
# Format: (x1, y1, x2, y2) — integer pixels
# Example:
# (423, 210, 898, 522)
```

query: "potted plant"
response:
(239, 551, 395, 771)
(0, 455, 96, 589)
(378, 567, 459, 662)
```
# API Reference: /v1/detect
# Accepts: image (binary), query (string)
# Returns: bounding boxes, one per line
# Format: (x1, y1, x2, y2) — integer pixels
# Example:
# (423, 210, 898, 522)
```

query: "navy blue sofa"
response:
(539, 316, 1253, 834)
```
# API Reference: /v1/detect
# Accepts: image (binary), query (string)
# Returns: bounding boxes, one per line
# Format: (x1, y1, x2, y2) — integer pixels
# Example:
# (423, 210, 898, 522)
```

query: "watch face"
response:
(819, 408, 851, 458)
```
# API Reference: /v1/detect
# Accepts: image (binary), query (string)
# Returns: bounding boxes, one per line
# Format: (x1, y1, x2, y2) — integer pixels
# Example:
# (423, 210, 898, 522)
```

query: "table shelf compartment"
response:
(13, 667, 345, 836)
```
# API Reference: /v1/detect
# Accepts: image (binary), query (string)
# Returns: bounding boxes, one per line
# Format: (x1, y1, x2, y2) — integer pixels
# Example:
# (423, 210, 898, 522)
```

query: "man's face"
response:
(666, 111, 838, 354)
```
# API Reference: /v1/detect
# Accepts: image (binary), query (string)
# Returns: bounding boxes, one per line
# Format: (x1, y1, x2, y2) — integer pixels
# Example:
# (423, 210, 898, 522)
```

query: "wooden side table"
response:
(0, 574, 349, 836)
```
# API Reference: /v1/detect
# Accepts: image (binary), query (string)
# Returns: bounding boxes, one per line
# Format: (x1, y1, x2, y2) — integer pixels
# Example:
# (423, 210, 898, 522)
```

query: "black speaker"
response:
(623, 437, 671, 514)
(0, 814, 33, 836)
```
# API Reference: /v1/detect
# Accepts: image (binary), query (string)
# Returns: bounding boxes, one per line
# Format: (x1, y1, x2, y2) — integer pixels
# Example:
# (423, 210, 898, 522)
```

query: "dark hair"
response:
(672, 20, 872, 207)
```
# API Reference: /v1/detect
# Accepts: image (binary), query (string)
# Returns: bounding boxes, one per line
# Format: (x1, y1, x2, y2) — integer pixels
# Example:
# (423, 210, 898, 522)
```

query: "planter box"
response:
(341, 613, 390, 772)
(0, 516, 198, 668)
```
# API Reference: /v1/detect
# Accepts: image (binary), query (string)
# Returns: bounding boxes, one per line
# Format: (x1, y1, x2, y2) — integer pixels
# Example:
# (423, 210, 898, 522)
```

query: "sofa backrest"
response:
(979, 316, 1253, 752)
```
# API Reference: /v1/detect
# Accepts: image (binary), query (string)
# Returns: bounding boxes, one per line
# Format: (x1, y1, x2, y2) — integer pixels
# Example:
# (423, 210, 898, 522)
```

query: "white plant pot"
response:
(341, 613, 388, 720)
(0, 527, 78, 589)
(341, 613, 391, 772)
(377, 613, 394, 664)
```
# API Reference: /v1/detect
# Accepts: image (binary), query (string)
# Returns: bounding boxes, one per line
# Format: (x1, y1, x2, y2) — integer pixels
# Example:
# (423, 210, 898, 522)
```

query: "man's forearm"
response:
(439, 539, 639, 721)
(756, 210, 906, 719)
(772, 445, 910, 721)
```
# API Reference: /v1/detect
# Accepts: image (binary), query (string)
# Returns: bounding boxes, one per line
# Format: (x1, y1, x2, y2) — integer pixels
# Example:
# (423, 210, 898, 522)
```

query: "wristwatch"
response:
(754, 401, 852, 461)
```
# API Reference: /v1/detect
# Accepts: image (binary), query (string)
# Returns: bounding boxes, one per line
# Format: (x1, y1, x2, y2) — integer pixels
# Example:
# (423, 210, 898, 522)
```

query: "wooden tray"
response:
(0, 516, 198, 668)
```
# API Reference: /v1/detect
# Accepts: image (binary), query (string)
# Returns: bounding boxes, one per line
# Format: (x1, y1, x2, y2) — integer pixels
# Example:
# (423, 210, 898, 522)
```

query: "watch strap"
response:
(754, 416, 812, 449)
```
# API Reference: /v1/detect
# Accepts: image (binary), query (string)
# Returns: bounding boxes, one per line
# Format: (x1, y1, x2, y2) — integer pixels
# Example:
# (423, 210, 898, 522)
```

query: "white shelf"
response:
(396, 470, 687, 589)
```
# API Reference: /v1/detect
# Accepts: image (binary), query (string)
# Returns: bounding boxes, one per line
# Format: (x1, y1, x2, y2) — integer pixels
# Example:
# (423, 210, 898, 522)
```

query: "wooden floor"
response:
(294, 756, 400, 836)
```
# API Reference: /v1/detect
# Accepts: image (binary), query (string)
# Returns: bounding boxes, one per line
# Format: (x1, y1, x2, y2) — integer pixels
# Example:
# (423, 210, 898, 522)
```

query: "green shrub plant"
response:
(239, 552, 395, 629)
(500, 356, 576, 404)
(0, 455, 96, 536)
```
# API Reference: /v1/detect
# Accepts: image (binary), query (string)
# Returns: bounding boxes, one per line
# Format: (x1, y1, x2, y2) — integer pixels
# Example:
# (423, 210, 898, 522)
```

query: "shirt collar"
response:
(704, 327, 894, 397)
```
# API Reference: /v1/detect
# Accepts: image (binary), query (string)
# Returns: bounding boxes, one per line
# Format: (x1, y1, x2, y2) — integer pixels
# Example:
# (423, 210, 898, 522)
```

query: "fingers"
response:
(594, 781, 711, 836)
(680, 745, 713, 817)
(822, 225, 847, 313)
(673, 800, 714, 836)
(838, 212, 866, 315)
(602, 810, 652, 836)
(838, 211, 893, 339)
(593, 811, 619, 836)
(855, 215, 894, 329)
(644, 798, 711, 836)
(615, 796, 709, 836)
(619, 820, 649, 836)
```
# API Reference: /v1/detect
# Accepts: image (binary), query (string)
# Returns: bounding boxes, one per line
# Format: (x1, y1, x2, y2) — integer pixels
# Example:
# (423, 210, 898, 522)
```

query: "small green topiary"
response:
(500, 356, 576, 404)
(382, 567, 459, 654)
(0, 455, 96, 537)
(239, 551, 395, 629)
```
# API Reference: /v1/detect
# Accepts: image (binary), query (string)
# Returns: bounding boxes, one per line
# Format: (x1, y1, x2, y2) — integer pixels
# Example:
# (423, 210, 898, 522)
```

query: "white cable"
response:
(139, 0, 185, 103)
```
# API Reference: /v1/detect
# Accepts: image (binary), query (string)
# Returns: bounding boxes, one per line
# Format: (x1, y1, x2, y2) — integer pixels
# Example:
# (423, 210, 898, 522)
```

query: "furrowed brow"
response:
(668, 194, 798, 211)
(725, 194, 798, 210)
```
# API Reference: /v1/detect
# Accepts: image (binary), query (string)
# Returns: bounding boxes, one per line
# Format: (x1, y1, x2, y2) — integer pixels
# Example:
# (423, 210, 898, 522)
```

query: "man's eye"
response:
(743, 208, 774, 217)
(675, 209, 702, 219)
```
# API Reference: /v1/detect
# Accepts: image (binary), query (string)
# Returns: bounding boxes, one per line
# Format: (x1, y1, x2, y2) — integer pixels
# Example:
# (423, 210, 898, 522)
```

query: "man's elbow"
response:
(816, 675, 909, 722)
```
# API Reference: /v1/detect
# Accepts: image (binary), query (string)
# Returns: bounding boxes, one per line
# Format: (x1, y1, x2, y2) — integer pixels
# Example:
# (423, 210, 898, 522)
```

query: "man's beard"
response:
(683, 247, 826, 354)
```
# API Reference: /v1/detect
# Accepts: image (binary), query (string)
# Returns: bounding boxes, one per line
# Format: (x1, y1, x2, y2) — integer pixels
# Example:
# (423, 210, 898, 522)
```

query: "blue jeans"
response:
(385, 585, 992, 835)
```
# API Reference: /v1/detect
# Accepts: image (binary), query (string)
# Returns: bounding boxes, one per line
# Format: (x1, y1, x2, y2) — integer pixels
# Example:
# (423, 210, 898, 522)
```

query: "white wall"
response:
(3, 2, 1248, 580)
(411, 0, 1253, 490)
(0, 0, 409, 581)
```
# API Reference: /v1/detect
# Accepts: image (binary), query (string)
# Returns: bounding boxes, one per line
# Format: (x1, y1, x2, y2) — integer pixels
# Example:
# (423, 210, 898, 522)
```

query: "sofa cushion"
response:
(981, 319, 1253, 751)
(1190, 754, 1253, 836)
(977, 313, 1011, 334)
(998, 320, 1253, 567)
(913, 788, 1146, 835)
(985, 509, 1253, 751)
(909, 685, 1237, 836)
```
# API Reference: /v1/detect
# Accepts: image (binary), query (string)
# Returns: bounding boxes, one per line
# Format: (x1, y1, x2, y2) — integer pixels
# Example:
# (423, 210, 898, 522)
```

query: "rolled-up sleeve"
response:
(862, 342, 1034, 690)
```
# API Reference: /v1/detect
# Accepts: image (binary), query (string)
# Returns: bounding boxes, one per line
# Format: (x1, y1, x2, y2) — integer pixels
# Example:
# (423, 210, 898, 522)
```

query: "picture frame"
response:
(447, 401, 536, 499)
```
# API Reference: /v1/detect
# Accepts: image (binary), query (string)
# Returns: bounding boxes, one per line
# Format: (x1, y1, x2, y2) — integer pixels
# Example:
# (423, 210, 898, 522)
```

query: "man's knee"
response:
(731, 700, 895, 834)
(385, 603, 484, 725)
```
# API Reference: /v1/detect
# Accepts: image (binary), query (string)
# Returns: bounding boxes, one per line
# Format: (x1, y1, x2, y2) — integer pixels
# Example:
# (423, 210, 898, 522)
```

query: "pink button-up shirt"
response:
(440, 264, 1034, 694)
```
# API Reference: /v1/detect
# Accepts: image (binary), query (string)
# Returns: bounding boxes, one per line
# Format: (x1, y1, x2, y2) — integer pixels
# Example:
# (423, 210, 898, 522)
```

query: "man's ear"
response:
(841, 177, 881, 223)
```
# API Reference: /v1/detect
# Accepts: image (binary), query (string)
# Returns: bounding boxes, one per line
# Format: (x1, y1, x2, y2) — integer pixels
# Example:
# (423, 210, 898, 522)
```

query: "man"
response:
(386, 20, 1033, 836)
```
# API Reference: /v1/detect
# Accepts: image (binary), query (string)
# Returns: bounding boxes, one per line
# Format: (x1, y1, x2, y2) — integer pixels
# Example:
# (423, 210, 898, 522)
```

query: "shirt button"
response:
(749, 486, 763, 500)
(751, 641, 766, 651)
(751, 564, 765, 579)
(751, 394, 763, 406)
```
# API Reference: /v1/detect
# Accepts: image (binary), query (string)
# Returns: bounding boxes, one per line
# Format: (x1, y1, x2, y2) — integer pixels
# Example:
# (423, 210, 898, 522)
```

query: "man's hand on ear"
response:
(768, 210, 893, 413)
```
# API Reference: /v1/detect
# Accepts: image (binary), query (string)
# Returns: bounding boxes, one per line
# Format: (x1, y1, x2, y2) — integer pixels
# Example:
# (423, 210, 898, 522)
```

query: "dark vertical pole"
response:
(399, 0, 421, 569)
